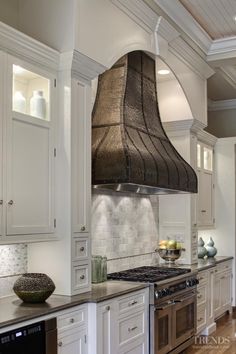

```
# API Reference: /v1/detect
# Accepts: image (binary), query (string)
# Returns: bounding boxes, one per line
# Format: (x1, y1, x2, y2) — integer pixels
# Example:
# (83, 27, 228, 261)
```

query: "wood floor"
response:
(185, 312, 236, 353)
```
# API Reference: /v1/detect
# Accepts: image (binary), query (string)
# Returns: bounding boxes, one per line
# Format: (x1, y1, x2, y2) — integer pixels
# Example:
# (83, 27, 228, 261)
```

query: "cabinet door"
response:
(58, 328, 87, 354)
(214, 272, 221, 318)
(6, 57, 56, 236)
(71, 79, 91, 234)
(197, 142, 214, 227)
(198, 171, 214, 226)
(97, 302, 114, 354)
(221, 271, 232, 310)
(119, 341, 146, 354)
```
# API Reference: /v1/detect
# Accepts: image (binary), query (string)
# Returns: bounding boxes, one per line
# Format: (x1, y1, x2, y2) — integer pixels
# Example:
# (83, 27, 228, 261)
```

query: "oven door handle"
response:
(174, 293, 195, 303)
(155, 301, 175, 311)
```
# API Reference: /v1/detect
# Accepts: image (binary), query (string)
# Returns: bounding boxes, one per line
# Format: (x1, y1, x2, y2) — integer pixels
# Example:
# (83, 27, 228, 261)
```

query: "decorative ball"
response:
(206, 237, 217, 258)
(13, 273, 55, 303)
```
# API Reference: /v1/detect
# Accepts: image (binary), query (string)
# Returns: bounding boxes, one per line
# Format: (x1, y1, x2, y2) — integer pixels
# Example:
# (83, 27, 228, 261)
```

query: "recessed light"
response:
(157, 69, 170, 75)
(234, 15, 236, 21)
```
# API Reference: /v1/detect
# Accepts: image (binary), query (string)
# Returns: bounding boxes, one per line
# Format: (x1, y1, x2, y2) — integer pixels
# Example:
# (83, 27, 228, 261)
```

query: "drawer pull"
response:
(105, 305, 110, 311)
(8, 200, 14, 205)
(80, 246, 85, 252)
(221, 276, 225, 279)
(81, 226, 86, 231)
(128, 326, 138, 332)
(201, 210, 206, 213)
(197, 295, 202, 299)
(0, 200, 3, 205)
(80, 275, 85, 280)
(197, 317, 203, 322)
(58, 341, 63, 347)
(128, 300, 138, 306)
(198, 277, 204, 281)
(70, 318, 75, 323)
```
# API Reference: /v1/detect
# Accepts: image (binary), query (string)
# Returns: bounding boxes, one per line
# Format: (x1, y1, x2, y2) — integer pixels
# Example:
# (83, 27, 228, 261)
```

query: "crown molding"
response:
(207, 36, 236, 62)
(208, 99, 236, 111)
(218, 66, 236, 90)
(169, 37, 215, 79)
(196, 129, 217, 146)
(153, 0, 212, 54)
(59, 50, 107, 83)
(0, 21, 59, 71)
(156, 17, 180, 42)
(111, 0, 160, 33)
(163, 119, 206, 134)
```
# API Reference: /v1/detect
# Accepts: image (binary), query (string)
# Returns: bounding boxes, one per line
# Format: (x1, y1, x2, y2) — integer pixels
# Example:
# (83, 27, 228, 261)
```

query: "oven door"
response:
(172, 290, 196, 349)
(151, 301, 175, 354)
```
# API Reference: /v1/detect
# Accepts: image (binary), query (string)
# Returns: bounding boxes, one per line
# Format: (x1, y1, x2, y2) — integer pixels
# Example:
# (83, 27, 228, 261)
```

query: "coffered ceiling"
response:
(179, 0, 236, 40)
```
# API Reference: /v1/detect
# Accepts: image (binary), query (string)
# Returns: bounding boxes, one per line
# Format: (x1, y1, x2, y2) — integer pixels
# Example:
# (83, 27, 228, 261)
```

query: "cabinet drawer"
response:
(197, 303, 207, 333)
(197, 270, 208, 284)
(118, 312, 144, 346)
(118, 291, 145, 315)
(57, 306, 87, 331)
(72, 264, 90, 292)
(217, 261, 232, 273)
(197, 285, 207, 305)
(72, 238, 89, 261)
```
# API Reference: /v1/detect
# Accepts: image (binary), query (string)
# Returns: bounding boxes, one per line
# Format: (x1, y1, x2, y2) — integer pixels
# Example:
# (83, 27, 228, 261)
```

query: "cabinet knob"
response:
(80, 274, 85, 280)
(0, 200, 3, 205)
(105, 305, 110, 311)
(81, 226, 86, 231)
(8, 200, 14, 205)
(80, 247, 85, 252)
(58, 341, 63, 347)
(201, 210, 206, 213)
(70, 318, 75, 323)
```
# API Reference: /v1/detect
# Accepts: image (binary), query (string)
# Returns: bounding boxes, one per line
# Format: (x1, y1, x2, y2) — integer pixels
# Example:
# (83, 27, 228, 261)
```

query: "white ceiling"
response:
(179, 0, 236, 40)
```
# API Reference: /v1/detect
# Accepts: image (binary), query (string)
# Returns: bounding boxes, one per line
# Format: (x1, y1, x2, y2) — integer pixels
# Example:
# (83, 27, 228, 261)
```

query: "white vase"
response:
(30, 90, 46, 119)
(13, 91, 26, 114)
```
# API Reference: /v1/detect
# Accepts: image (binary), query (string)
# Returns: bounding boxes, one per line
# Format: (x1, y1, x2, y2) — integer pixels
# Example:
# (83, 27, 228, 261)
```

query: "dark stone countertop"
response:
(0, 281, 148, 330)
(190, 256, 233, 272)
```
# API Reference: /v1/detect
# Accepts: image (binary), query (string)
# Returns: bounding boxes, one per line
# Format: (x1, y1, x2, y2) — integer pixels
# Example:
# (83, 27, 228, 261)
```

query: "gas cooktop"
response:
(107, 266, 191, 283)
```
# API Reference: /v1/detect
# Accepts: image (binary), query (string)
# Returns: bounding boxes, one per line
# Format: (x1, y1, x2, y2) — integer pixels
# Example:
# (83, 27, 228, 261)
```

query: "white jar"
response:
(13, 91, 26, 114)
(30, 90, 46, 119)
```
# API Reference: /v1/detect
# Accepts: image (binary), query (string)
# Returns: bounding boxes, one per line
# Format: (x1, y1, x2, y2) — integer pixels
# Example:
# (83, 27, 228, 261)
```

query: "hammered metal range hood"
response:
(92, 51, 197, 195)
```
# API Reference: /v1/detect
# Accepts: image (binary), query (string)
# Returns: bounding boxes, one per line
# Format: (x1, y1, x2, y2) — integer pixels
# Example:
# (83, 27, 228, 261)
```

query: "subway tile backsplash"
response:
(0, 244, 27, 297)
(92, 190, 159, 272)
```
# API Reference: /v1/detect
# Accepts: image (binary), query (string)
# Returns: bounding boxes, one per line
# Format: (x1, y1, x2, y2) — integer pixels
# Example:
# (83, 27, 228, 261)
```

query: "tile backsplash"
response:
(0, 244, 27, 297)
(92, 190, 159, 273)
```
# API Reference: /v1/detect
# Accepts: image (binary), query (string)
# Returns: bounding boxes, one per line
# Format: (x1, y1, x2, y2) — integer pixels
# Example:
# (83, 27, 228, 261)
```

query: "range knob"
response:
(155, 290, 163, 299)
(186, 278, 198, 287)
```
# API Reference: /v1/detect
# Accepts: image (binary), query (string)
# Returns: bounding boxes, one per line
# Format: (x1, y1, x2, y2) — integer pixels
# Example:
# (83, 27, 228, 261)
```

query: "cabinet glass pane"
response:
(203, 147, 213, 171)
(12, 65, 50, 120)
(197, 144, 201, 168)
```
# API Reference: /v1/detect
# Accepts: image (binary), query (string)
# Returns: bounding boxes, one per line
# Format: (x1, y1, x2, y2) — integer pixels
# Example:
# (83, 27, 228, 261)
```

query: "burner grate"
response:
(107, 266, 191, 283)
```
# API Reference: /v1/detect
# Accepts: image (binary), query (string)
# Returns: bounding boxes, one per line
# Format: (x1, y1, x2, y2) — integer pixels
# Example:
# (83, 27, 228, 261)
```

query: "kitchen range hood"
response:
(92, 51, 197, 195)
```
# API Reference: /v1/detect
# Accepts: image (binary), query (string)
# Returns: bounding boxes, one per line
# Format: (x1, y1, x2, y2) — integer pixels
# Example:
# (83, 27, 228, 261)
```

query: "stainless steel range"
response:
(108, 266, 198, 354)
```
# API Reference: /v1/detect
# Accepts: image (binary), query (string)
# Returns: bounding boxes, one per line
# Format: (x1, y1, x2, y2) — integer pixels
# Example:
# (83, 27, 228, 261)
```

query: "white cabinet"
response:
(0, 53, 57, 243)
(58, 328, 87, 354)
(214, 262, 232, 319)
(72, 79, 91, 235)
(197, 142, 215, 228)
(197, 261, 232, 335)
(97, 302, 114, 354)
(88, 289, 149, 354)
(57, 305, 88, 354)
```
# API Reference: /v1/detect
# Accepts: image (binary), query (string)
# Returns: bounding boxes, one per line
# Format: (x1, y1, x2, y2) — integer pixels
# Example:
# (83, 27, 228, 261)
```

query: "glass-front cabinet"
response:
(197, 141, 214, 228)
(0, 53, 57, 243)
(12, 64, 51, 120)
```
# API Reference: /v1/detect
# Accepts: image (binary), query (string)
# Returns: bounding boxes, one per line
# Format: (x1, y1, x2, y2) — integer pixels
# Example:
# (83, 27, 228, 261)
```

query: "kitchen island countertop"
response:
(0, 281, 148, 330)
